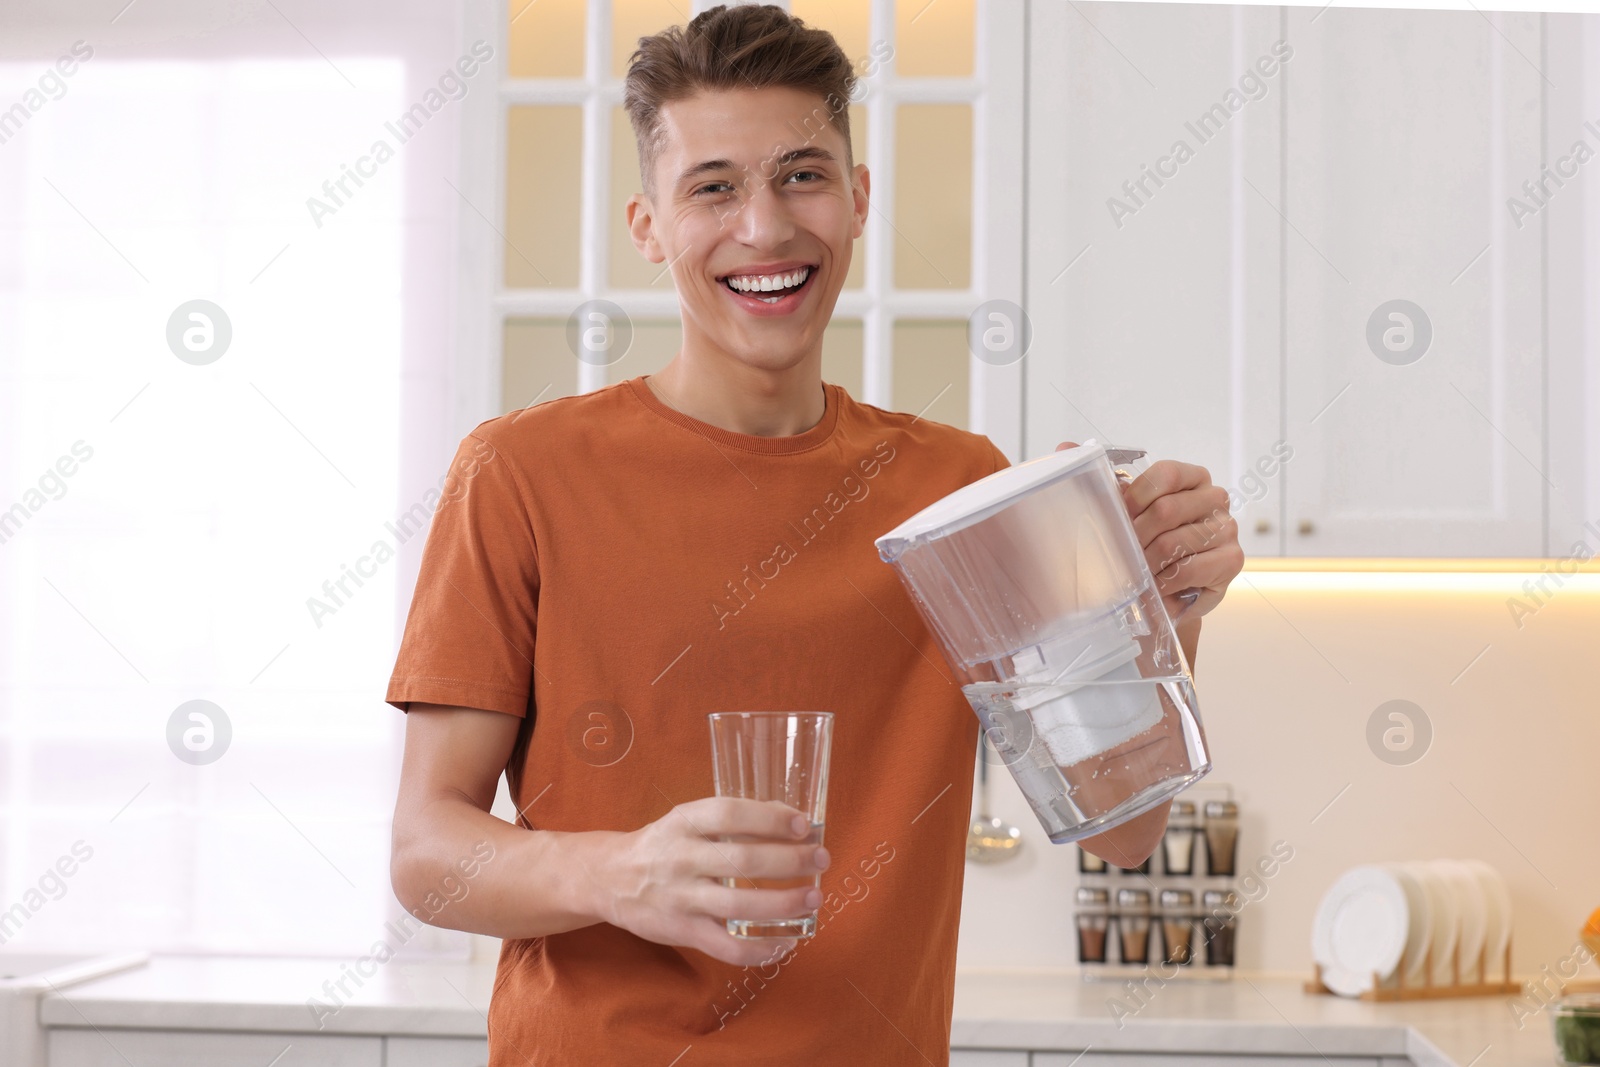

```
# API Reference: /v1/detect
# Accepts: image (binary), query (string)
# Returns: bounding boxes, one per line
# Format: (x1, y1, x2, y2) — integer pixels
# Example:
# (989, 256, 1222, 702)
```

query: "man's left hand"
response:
(1056, 442, 1243, 623)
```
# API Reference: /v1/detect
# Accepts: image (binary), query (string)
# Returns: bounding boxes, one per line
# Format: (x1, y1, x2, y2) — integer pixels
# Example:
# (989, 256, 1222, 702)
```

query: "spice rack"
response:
(1073, 784, 1241, 981)
(1304, 938, 1517, 1001)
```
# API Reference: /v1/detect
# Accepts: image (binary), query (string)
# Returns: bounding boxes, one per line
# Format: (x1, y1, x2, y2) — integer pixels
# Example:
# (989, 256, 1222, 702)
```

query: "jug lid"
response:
(875, 441, 1108, 560)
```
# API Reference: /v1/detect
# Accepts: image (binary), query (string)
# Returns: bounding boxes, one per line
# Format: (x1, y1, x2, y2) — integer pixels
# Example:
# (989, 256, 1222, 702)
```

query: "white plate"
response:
(1462, 859, 1513, 975)
(1312, 866, 1410, 996)
(1382, 862, 1432, 986)
(1436, 859, 1489, 981)
(1406, 861, 1458, 988)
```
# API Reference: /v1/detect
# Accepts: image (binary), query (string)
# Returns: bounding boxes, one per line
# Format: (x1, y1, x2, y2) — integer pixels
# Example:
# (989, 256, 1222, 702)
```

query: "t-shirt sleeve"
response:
(985, 437, 1012, 474)
(385, 431, 540, 718)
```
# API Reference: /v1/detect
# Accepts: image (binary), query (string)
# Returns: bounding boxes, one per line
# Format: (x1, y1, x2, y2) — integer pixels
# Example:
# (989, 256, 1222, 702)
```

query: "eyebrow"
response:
(674, 146, 839, 190)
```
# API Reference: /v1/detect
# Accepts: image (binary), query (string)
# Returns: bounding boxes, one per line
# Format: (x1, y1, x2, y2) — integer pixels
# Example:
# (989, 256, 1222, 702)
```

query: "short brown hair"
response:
(623, 3, 857, 197)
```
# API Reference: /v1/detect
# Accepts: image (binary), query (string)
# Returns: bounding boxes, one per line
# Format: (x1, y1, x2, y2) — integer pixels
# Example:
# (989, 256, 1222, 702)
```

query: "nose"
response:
(727, 177, 796, 251)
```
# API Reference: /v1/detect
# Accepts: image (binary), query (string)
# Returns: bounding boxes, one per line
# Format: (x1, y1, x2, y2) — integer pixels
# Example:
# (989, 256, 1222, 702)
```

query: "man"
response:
(387, 6, 1242, 1064)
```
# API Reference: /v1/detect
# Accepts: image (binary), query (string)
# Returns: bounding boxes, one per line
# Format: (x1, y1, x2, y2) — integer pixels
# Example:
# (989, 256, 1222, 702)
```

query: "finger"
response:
(686, 915, 799, 967)
(693, 839, 829, 882)
(1123, 460, 1212, 522)
(695, 882, 821, 923)
(1131, 484, 1231, 551)
(1144, 505, 1236, 573)
(1055, 440, 1080, 451)
(676, 797, 810, 842)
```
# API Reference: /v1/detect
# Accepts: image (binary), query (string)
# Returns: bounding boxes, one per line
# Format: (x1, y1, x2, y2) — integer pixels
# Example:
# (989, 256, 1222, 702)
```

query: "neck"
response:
(646, 344, 826, 437)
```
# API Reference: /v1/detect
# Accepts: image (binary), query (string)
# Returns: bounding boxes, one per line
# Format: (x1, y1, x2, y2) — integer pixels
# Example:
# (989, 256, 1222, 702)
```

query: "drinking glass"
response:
(707, 711, 833, 939)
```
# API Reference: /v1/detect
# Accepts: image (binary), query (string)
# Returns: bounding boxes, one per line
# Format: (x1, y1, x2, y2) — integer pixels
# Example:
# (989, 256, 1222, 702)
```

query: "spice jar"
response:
(1115, 888, 1152, 964)
(1202, 800, 1239, 877)
(1161, 801, 1198, 876)
(1159, 888, 1195, 966)
(1201, 889, 1239, 967)
(1075, 887, 1110, 964)
(1078, 845, 1107, 875)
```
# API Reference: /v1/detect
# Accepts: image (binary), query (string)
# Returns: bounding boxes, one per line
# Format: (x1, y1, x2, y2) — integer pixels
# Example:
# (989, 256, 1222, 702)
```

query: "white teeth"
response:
(725, 267, 810, 293)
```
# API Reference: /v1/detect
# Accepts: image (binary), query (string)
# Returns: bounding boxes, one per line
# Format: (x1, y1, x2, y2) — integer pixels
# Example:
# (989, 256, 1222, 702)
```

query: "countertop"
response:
(37, 957, 1555, 1065)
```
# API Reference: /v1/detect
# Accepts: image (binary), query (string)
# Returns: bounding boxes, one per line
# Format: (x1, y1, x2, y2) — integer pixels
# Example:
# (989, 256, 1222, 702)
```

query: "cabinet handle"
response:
(1254, 519, 1272, 535)
(1297, 519, 1315, 536)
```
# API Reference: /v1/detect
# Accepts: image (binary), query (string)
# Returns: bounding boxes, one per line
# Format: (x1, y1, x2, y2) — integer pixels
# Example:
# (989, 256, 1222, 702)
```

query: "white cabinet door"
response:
(1281, 7, 1545, 556)
(49, 1029, 381, 1067)
(949, 1051, 1028, 1067)
(1025, 1, 1288, 554)
(386, 1036, 489, 1067)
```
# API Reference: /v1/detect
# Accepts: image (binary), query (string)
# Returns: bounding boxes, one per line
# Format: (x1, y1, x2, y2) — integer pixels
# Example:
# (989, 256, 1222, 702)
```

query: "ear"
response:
(625, 193, 666, 264)
(850, 163, 870, 240)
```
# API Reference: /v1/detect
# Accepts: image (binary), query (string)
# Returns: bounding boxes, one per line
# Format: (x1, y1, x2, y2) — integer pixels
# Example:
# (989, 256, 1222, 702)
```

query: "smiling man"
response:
(386, 5, 1242, 1065)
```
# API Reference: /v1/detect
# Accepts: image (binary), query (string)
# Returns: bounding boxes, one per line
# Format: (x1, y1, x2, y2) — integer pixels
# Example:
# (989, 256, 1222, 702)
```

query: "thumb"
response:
(1054, 440, 1080, 452)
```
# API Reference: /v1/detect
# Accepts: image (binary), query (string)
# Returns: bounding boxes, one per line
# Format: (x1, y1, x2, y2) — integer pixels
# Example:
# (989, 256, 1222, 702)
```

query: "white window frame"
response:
(453, 0, 1025, 459)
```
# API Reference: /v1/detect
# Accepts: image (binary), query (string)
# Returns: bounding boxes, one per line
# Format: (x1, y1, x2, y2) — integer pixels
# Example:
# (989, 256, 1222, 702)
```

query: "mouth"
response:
(717, 264, 818, 315)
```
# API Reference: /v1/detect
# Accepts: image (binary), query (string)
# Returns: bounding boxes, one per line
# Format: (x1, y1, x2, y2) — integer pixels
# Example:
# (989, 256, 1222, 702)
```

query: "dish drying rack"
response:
(1305, 938, 1516, 1002)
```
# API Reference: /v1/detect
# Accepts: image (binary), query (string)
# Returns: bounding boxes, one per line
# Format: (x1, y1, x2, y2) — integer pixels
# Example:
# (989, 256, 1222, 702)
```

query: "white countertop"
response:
(37, 956, 1555, 1065)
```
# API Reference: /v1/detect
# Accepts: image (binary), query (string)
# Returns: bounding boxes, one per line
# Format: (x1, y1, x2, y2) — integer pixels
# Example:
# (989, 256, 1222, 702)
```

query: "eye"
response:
(694, 181, 734, 196)
(786, 169, 824, 185)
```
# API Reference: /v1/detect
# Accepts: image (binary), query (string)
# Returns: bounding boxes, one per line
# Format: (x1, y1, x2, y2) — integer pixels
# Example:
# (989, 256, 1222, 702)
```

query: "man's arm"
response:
(390, 703, 828, 967)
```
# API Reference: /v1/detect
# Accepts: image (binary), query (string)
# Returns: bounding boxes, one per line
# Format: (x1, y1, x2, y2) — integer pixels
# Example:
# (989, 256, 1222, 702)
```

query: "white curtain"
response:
(0, 0, 476, 958)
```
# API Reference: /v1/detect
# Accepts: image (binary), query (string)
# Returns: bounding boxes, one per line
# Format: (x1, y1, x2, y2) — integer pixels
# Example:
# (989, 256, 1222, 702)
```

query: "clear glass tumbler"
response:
(707, 711, 834, 939)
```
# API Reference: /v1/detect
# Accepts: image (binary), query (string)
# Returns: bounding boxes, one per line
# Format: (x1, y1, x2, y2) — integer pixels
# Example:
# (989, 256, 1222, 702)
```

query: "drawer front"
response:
(386, 1037, 490, 1067)
(48, 1029, 381, 1067)
(949, 1052, 1029, 1067)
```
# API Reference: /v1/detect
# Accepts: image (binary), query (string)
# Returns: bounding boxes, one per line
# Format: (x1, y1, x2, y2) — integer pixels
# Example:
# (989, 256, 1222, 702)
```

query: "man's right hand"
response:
(598, 797, 830, 968)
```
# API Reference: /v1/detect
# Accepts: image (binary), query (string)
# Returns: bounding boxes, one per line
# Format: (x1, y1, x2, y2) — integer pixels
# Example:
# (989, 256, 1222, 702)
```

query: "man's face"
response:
(626, 86, 869, 374)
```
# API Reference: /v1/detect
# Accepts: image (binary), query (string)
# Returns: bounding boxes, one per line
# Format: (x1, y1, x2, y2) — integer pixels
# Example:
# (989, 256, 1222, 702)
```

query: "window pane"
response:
(843, 103, 867, 291)
(506, 107, 582, 288)
(502, 319, 579, 414)
(508, 0, 585, 78)
(896, 0, 975, 77)
(610, 107, 676, 290)
(791, 1, 869, 67)
(822, 318, 864, 397)
(894, 105, 970, 290)
(613, 0, 686, 78)
(606, 320, 681, 384)
(892, 319, 969, 430)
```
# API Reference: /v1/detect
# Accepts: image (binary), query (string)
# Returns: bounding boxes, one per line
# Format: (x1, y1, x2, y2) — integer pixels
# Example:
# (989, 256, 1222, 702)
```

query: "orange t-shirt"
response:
(387, 376, 1009, 1065)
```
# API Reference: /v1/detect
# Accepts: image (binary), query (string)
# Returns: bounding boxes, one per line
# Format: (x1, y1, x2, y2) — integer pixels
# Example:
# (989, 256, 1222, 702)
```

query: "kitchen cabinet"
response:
(1025, 1, 1580, 557)
(1279, 7, 1544, 557)
(1024, 2, 1284, 556)
(48, 1029, 381, 1066)
(385, 1036, 488, 1066)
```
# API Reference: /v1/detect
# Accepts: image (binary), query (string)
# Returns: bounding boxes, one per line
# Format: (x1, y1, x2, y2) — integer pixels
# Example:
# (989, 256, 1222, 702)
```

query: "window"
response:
(1, 2, 474, 958)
